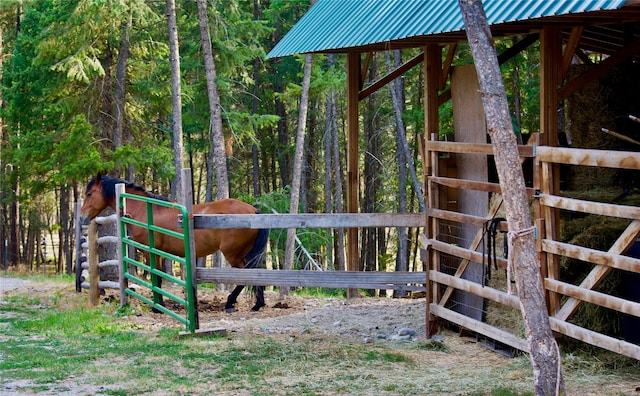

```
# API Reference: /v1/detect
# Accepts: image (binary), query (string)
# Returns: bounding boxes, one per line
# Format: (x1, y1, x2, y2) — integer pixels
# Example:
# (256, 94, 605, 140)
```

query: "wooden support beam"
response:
(559, 36, 640, 100)
(347, 52, 361, 299)
(540, 26, 562, 314)
(359, 52, 424, 100)
(561, 27, 584, 80)
(424, 43, 442, 339)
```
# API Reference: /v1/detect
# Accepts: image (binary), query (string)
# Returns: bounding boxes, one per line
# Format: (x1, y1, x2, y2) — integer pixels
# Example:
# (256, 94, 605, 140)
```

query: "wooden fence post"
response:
(88, 221, 99, 306)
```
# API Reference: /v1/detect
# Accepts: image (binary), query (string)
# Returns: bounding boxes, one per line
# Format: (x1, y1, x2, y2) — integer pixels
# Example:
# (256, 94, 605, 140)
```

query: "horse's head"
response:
(79, 172, 112, 225)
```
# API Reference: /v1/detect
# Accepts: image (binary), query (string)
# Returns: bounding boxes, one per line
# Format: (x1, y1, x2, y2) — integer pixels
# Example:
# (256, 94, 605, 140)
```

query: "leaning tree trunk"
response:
(457, 1, 564, 395)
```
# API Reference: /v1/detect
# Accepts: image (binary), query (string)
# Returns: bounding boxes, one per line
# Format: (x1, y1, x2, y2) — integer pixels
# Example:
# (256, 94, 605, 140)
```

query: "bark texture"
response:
(196, 0, 229, 201)
(166, 0, 184, 202)
(457, 1, 565, 395)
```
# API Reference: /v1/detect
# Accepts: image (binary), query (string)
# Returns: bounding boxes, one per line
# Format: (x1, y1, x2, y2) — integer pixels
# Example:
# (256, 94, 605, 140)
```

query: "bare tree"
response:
(282, 53, 313, 294)
(196, 0, 229, 201)
(457, 1, 564, 394)
(166, 0, 184, 203)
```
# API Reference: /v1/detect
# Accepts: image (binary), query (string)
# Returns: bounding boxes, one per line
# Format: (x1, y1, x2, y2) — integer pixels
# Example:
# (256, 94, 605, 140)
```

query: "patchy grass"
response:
(1, 273, 639, 395)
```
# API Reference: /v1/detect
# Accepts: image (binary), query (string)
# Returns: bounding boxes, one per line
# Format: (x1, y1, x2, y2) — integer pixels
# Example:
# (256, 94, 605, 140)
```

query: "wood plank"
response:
(427, 208, 494, 227)
(437, 198, 506, 306)
(561, 27, 584, 80)
(540, 194, 640, 220)
(536, 146, 640, 170)
(542, 239, 640, 273)
(549, 318, 640, 360)
(555, 220, 640, 321)
(426, 140, 534, 157)
(429, 270, 520, 309)
(196, 268, 426, 291)
(545, 278, 640, 317)
(359, 52, 424, 100)
(347, 52, 361, 289)
(187, 213, 426, 230)
(430, 304, 529, 352)
(431, 239, 507, 270)
(559, 36, 640, 100)
(429, 176, 536, 197)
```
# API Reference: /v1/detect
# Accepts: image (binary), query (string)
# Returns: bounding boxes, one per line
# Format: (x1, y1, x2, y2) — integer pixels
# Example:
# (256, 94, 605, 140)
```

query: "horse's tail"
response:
(243, 227, 269, 269)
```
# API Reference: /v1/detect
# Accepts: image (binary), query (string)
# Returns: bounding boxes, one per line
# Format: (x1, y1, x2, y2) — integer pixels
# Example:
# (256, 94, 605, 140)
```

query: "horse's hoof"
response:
(225, 307, 236, 313)
(251, 304, 266, 312)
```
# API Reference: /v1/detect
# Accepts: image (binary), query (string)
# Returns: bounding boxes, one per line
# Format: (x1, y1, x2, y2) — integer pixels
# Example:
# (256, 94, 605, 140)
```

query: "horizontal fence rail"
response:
(180, 212, 425, 230)
(196, 268, 426, 291)
(423, 138, 640, 360)
(536, 146, 640, 170)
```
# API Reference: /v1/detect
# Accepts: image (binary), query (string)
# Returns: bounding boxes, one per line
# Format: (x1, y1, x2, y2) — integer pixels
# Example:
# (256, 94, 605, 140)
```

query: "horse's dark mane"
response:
(88, 175, 169, 202)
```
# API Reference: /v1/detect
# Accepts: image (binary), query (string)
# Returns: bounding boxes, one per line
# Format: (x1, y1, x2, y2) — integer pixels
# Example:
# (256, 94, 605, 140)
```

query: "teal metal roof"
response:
(267, 0, 629, 58)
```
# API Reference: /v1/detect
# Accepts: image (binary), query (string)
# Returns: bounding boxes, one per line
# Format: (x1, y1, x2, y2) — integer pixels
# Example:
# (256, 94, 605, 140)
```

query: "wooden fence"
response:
(185, 212, 427, 292)
(424, 134, 640, 360)
(76, 209, 120, 306)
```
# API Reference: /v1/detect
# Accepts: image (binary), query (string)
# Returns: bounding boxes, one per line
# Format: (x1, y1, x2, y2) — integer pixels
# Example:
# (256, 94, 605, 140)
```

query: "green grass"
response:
(2, 273, 638, 395)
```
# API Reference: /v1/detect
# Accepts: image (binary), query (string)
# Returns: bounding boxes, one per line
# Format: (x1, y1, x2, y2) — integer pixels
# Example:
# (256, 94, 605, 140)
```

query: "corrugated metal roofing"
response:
(267, 0, 628, 58)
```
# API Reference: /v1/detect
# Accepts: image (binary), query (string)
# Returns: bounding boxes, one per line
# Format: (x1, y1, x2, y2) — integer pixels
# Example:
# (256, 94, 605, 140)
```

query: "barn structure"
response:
(267, 0, 640, 359)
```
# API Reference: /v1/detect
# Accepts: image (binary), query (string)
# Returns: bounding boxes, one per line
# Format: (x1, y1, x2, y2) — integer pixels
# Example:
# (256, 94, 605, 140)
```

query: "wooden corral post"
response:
(74, 199, 84, 292)
(346, 52, 360, 299)
(115, 183, 127, 307)
(88, 220, 99, 306)
(181, 168, 199, 329)
(424, 43, 441, 338)
(539, 26, 562, 315)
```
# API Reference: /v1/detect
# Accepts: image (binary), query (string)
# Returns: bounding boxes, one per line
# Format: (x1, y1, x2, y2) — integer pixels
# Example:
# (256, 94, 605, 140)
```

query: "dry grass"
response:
(2, 274, 639, 395)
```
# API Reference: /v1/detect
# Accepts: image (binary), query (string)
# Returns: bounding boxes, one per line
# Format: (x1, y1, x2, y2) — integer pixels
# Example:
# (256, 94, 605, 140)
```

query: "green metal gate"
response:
(118, 192, 198, 332)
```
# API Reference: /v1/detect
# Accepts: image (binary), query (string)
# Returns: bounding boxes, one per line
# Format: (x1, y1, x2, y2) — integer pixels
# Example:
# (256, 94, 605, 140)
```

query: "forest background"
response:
(0, 0, 540, 278)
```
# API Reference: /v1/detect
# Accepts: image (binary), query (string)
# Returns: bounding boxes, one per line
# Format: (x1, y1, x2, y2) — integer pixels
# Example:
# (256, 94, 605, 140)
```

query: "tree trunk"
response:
(196, 0, 229, 201)
(166, 0, 184, 203)
(283, 53, 313, 294)
(113, 7, 131, 157)
(361, 54, 382, 292)
(0, 20, 5, 270)
(275, 86, 289, 189)
(457, 1, 564, 394)
(325, 54, 346, 271)
(324, 56, 335, 269)
(251, 0, 261, 199)
(386, 51, 409, 297)
(59, 183, 70, 274)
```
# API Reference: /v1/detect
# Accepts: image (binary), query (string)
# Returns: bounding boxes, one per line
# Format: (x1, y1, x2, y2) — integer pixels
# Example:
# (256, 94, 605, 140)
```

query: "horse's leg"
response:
(251, 285, 266, 311)
(225, 285, 245, 313)
(149, 252, 164, 313)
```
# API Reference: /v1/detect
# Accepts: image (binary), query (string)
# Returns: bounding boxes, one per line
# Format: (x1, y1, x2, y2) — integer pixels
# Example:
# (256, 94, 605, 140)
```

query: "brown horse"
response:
(79, 172, 268, 312)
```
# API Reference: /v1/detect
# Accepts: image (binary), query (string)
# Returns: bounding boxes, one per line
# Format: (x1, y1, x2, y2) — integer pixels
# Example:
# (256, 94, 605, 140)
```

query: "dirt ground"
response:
(124, 285, 428, 342)
(2, 277, 640, 395)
